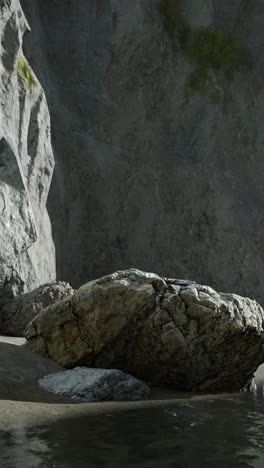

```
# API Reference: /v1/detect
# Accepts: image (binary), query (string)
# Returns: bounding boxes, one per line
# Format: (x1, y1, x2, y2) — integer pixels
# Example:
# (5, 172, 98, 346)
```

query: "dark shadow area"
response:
(1, 340, 257, 405)
(0, 342, 78, 404)
(0, 342, 199, 404)
(0, 341, 198, 404)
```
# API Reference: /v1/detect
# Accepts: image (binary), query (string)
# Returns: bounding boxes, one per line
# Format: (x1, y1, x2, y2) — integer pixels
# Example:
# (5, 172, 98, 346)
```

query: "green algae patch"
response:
(184, 28, 248, 70)
(17, 57, 37, 89)
(159, 0, 251, 102)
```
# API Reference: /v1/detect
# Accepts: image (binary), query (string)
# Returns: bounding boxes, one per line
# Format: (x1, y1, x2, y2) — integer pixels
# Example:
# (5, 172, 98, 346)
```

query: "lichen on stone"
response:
(17, 56, 36, 89)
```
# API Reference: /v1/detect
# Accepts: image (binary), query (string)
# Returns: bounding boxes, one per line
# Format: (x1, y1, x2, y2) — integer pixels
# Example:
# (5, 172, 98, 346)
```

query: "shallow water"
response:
(2, 381, 264, 468)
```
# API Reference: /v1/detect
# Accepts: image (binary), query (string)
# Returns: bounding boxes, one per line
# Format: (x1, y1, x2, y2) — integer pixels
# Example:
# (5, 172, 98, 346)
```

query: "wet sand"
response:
(0, 336, 263, 430)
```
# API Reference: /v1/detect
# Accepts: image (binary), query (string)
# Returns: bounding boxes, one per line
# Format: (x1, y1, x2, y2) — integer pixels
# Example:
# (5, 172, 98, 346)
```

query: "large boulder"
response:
(39, 367, 150, 401)
(24, 269, 264, 392)
(0, 281, 75, 336)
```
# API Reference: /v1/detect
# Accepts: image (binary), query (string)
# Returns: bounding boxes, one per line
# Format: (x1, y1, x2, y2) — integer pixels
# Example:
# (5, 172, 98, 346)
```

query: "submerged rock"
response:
(25, 268, 264, 392)
(0, 281, 74, 336)
(39, 367, 150, 402)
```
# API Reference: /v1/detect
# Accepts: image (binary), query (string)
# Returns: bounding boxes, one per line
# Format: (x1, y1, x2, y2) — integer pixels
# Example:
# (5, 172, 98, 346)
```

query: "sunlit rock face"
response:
(20, 0, 264, 305)
(0, 0, 55, 312)
(24, 269, 264, 392)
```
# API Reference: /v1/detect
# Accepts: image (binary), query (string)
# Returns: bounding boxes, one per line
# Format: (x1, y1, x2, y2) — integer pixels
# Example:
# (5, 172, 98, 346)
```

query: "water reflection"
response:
(1, 382, 264, 467)
(0, 426, 52, 467)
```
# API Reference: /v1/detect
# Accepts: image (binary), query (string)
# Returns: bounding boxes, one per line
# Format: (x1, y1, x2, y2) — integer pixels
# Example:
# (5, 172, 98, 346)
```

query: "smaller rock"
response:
(39, 367, 151, 402)
(0, 281, 75, 336)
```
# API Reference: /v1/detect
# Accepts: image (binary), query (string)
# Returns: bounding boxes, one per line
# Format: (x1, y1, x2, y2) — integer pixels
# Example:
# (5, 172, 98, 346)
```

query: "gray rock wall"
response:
(19, 0, 264, 304)
(0, 0, 56, 308)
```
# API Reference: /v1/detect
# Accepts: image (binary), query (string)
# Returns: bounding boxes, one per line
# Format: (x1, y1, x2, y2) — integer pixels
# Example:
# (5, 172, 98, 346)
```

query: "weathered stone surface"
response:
(25, 269, 264, 392)
(0, 281, 74, 337)
(19, 0, 264, 305)
(39, 367, 150, 401)
(0, 0, 55, 313)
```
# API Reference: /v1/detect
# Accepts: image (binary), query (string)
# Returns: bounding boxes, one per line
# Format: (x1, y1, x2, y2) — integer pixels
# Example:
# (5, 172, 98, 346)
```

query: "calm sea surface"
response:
(1, 380, 264, 467)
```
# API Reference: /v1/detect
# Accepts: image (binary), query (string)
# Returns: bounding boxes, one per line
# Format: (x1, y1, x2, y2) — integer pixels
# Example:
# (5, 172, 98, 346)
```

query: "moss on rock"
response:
(17, 57, 36, 89)
(159, 0, 250, 102)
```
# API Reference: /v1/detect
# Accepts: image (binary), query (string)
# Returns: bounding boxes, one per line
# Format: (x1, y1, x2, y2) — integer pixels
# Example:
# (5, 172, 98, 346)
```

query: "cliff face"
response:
(0, 0, 55, 306)
(3, 1, 264, 303)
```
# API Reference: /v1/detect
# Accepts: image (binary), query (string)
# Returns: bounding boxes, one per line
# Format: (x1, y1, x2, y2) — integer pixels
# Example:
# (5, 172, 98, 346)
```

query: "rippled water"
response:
(2, 381, 264, 467)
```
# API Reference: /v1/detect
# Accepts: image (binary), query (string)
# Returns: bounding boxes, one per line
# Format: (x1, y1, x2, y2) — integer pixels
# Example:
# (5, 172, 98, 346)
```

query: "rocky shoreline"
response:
(0, 268, 264, 403)
(0, 336, 263, 432)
